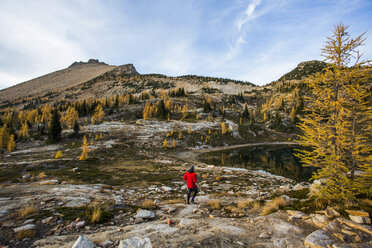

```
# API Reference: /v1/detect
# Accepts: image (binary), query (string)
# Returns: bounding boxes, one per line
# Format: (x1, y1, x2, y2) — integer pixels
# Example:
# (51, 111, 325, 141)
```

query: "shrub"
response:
(19, 206, 38, 218)
(208, 200, 222, 210)
(261, 197, 286, 215)
(142, 200, 155, 209)
(16, 229, 36, 240)
(237, 199, 252, 209)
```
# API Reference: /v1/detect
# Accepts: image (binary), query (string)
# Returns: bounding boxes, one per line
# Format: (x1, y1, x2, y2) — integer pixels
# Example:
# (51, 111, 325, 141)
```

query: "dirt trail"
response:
(177, 141, 298, 162)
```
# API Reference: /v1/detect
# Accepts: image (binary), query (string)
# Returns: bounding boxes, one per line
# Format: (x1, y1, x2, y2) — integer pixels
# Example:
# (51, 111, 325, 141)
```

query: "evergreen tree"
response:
(80, 136, 89, 160)
(49, 108, 62, 142)
(296, 24, 371, 203)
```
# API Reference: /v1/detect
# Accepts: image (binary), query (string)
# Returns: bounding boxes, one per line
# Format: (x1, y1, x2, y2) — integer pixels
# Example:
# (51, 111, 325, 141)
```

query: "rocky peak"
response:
(69, 59, 108, 68)
(278, 60, 327, 81)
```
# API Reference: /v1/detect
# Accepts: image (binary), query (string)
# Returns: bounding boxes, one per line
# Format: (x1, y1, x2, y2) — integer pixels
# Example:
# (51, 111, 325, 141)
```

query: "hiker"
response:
(183, 165, 198, 204)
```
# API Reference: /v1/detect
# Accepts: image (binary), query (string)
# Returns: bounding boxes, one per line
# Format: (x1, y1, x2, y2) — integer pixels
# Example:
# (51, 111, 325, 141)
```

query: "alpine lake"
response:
(198, 144, 316, 182)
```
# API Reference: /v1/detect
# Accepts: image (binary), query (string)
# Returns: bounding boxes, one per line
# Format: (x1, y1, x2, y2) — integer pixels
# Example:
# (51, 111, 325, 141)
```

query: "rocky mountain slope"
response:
(0, 60, 117, 102)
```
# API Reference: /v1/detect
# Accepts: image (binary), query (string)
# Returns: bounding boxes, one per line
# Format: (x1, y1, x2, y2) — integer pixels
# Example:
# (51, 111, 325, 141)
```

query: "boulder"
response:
(324, 207, 340, 218)
(311, 214, 329, 228)
(13, 224, 35, 233)
(135, 210, 155, 219)
(39, 180, 59, 185)
(348, 215, 371, 224)
(304, 229, 333, 248)
(161, 186, 172, 192)
(71, 235, 96, 248)
(76, 221, 85, 229)
(118, 237, 152, 248)
(286, 210, 307, 219)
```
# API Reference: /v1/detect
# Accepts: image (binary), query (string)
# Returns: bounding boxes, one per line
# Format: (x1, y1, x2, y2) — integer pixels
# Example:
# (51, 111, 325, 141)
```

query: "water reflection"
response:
(198, 145, 315, 182)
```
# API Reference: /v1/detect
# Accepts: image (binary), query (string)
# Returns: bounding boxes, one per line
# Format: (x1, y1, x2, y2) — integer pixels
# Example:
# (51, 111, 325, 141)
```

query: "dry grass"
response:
(261, 197, 286, 215)
(225, 205, 243, 214)
(237, 199, 252, 209)
(362, 199, 372, 206)
(91, 207, 102, 223)
(163, 198, 184, 204)
(202, 174, 208, 179)
(142, 200, 155, 209)
(252, 201, 261, 211)
(208, 200, 222, 210)
(16, 229, 36, 240)
(19, 206, 38, 219)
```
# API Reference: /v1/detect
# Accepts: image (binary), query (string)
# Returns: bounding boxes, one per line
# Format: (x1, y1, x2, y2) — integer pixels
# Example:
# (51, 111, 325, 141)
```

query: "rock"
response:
(23, 219, 34, 224)
(99, 240, 113, 248)
(71, 235, 96, 248)
(286, 210, 306, 219)
(259, 232, 270, 239)
(161, 186, 172, 192)
(236, 241, 245, 246)
(23, 174, 31, 179)
(135, 210, 155, 219)
(39, 180, 59, 185)
(304, 229, 333, 248)
(118, 237, 152, 248)
(349, 215, 371, 224)
(178, 218, 193, 228)
(312, 214, 329, 228)
(337, 218, 372, 235)
(134, 217, 143, 224)
(72, 167, 80, 172)
(76, 221, 85, 229)
(345, 210, 369, 217)
(324, 207, 340, 218)
(293, 183, 307, 191)
(42, 216, 57, 224)
(13, 224, 35, 233)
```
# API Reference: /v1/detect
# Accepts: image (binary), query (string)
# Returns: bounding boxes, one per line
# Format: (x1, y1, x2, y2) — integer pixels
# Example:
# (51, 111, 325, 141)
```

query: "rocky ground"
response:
(0, 116, 371, 248)
(0, 160, 371, 248)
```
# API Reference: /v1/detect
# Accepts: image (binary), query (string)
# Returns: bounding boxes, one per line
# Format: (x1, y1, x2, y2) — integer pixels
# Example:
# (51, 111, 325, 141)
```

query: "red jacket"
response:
(183, 171, 197, 189)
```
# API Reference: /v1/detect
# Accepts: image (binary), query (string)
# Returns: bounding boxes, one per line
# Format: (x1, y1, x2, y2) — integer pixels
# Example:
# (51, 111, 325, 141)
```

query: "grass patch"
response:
(261, 197, 286, 215)
(286, 188, 309, 199)
(142, 200, 155, 209)
(225, 205, 243, 214)
(163, 198, 184, 204)
(208, 200, 222, 210)
(19, 206, 38, 219)
(16, 229, 36, 240)
(237, 199, 252, 209)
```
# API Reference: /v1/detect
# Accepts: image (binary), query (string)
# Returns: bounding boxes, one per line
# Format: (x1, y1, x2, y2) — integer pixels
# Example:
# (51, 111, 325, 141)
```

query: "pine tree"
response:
(163, 139, 167, 148)
(296, 23, 371, 203)
(80, 136, 89, 160)
(73, 121, 80, 136)
(49, 108, 62, 142)
(7, 134, 16, 152)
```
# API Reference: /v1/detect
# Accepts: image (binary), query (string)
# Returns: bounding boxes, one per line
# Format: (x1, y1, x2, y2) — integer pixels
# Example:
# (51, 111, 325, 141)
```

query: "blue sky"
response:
(0, 0, 371, 89)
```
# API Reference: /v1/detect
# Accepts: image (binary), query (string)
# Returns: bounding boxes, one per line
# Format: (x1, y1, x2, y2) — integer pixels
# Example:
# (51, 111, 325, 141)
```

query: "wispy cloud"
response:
(237, 0, 261, 31)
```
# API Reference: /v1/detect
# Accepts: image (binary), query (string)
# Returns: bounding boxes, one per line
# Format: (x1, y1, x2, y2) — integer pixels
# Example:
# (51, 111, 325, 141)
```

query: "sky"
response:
(0, 0, 371, 89)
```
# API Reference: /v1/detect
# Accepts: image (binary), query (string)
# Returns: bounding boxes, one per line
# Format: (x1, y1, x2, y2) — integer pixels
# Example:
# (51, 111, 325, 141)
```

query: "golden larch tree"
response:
(296, 23, 371, 203)
(80, 136, 89, 160)
(7, 134, 16, 152)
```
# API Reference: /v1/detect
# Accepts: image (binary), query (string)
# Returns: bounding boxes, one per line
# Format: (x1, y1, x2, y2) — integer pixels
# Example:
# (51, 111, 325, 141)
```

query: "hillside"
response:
(0, 60, 117, 102)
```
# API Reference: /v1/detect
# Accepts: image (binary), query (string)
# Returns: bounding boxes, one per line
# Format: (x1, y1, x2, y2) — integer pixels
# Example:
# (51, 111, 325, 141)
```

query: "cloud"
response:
(0, 0, 371, 89)
(237, 0, 261, 31)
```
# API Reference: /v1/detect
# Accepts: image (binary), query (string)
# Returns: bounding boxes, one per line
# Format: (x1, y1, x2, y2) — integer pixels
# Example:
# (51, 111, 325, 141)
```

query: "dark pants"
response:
(187, 187, 198, 204)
